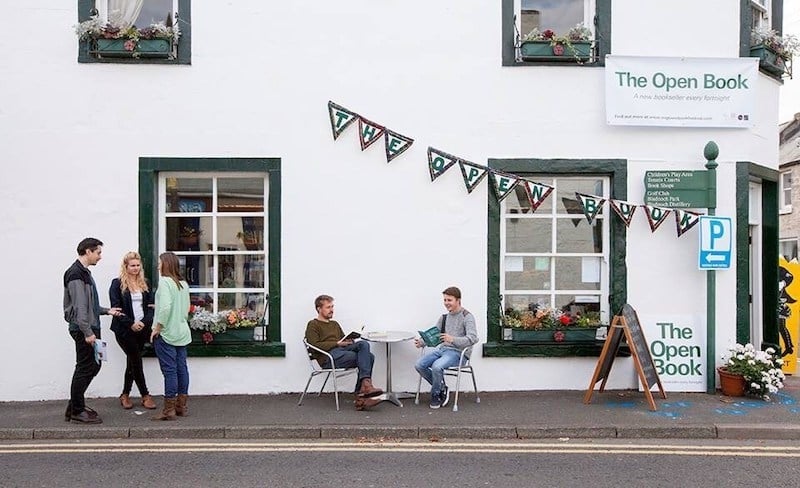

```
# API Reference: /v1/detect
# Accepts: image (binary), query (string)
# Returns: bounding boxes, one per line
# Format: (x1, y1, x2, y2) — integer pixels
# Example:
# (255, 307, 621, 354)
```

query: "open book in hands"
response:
(418, 326, 442, 347)
(342, 325, 365, 341)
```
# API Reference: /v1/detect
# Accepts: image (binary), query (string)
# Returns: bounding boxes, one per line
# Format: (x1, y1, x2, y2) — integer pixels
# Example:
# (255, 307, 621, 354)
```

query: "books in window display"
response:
(418, 326, 442, 347)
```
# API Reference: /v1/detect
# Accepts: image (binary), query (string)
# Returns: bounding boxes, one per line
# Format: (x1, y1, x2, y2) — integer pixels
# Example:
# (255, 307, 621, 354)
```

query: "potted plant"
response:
(74, 14, 180, 59)
(718, 343, 785, 400)
(178, 226, 203, 249)
(189, 306, 263, 344)
(750, 27, 799, 77)
(519, 23, 593, 63)
(504, 305, 604, 343)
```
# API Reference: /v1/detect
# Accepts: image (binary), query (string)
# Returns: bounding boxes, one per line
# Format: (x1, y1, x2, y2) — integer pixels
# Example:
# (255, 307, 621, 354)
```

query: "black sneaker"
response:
(441, 385, 450, 408)
(429, 392, 442, 409)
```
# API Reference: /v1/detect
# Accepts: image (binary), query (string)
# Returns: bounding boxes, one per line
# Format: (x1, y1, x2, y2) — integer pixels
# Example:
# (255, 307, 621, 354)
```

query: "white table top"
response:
(363, 330, 416, 343)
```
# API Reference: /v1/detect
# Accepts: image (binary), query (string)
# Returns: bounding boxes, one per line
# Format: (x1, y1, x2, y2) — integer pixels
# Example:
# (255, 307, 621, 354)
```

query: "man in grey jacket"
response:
(414, 286, 478, 409)
(63, 237, 122, 424)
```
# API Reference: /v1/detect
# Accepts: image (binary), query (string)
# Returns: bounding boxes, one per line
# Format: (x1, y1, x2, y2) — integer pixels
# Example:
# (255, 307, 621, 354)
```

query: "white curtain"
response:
(108, 0, 144, 28)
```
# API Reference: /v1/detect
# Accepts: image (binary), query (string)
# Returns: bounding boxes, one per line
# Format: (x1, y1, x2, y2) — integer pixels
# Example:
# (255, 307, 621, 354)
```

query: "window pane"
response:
(217, 254, 266, 289)
(218, 292, 267, 317)
(218, 216, 264, 251)
(557, 178, 605, 214)
(556, 218, 603, 253)
(505, 218, 552, 253)
(503, 294, 551, 314)
(505, 180, 553, 214)
(521, 0, 584, 36)
(166, 177, 212, 213)
(134, 0, 174, 27)
(166, 216, 212, 251)
(218, 178, 265, 213)
(554, 257, 601, 290)
(555, 295, 603, 322)
(178, 255, 213, 287)
(190, 292, 214, 309)
(505, 256, 551, 290)
(781, 240, 798, 260)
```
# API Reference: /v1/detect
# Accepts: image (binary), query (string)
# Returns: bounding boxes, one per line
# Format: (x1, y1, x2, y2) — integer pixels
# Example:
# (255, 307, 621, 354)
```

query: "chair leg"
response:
(298, 374, 315, 406)
(415, 375, 422, 405)
(453, 368, 463, 412)
(318, 372, 331, 396)
(332, 372, 340, 411)
(470, 369, 480, 404)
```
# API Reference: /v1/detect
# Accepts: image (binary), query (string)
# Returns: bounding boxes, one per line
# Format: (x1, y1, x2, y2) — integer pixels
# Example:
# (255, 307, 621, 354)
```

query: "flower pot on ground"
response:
(717, 367, 746, 397)
(720, 343, 785, 400)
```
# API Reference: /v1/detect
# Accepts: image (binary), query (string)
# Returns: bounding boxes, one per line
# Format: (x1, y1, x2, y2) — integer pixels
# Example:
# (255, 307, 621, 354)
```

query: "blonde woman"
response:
(151, 252, 192, 420)
(109, 252, 157, 410)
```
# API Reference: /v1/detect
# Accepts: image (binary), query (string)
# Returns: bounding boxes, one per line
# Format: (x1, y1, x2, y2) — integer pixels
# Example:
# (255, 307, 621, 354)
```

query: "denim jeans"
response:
(322, 340, 375, 393)
(154, 337, 189, 398)
(415, 347, 463, 398)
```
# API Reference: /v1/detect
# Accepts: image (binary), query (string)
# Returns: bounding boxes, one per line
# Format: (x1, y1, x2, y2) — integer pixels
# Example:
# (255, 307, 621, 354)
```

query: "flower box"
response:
(749, 44, 790, 77)
(511, 327, 602, 343)
(191, 326, 257, 344)
(94, 38, 173, 58)
(520, 41, 592, 62)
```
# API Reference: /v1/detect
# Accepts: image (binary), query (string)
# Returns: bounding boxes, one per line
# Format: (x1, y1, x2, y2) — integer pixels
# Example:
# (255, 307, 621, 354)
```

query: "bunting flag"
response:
(643, 205, 671, 232)
(357, 117, 385, 150)
(384, 129, 414, 163)
(458, 160, 489, 193)
(427, 147, 459, 181)
(675, 209, 702, 237)
(489, 171, 520, 202)
(522, 180, 554, 212)
(328, 101, 358, 140)
(562, 197, 585, 227)
(609, 199, 638, 228)
(576, 193, 606, 225)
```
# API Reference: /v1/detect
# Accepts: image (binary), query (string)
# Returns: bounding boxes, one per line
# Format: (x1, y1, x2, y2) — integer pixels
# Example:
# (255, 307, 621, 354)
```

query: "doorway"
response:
(749, 181, 763, 347)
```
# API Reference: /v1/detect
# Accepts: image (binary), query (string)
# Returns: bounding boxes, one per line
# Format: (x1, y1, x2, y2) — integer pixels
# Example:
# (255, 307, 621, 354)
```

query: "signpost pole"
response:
(704, 141, 719, 394)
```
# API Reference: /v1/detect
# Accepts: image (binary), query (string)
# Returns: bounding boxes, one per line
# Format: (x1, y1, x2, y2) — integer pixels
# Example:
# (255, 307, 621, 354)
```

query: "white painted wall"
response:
(0, 0, 780, 401)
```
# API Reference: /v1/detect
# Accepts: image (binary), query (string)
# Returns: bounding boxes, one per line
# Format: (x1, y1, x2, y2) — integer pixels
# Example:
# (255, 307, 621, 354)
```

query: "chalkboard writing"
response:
(621, 304, 660, 390)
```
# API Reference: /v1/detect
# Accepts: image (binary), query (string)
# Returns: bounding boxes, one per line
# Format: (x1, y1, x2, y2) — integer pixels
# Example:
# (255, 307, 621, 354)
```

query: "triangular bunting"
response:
(328, 101, 358, 141)
(576, 193, 606, 224)
(357, 117, 385, 151)
(384, 129, 414, 163)
(489, 171, 520, 202)
(427, 147, 459, 181)
(522, 180, 554, 212)
(675, 209, 702, 237)
(609, 199, 637, 227)
(458, 160, 489, 193)
(643, 205, 671, 232)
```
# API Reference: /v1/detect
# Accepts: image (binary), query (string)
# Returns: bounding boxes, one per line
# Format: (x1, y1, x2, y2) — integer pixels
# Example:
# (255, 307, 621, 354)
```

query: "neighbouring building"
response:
(0, 0, 791, 402)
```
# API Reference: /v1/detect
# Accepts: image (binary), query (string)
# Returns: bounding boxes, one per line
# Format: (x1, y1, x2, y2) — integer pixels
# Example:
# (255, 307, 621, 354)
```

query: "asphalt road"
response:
(3, 439, 800, 487)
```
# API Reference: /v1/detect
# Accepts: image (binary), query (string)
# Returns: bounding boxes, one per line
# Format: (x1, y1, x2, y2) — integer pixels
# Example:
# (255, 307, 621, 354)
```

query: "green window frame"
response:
(140, 157, 284, 357)
(484, 158, 627, 357)
(501, 0, 611, 67)
(740, 0, 787, 81)
(77, 0, 191, 65)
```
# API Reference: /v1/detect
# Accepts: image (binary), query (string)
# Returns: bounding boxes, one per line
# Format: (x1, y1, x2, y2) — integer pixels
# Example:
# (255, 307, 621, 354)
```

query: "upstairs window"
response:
(750, 0, 771, 30)
(781, 170, 792, 213)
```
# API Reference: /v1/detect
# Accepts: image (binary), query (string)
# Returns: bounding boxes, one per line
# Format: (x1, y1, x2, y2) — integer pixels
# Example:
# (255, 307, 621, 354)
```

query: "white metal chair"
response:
(415, 345, 480, 412)
(297, 339, 357, 411)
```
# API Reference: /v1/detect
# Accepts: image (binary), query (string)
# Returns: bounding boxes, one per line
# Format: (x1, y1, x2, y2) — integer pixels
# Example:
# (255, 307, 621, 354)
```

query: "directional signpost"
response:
(644, 170, 715, 208)
(698, 216, 732, 270)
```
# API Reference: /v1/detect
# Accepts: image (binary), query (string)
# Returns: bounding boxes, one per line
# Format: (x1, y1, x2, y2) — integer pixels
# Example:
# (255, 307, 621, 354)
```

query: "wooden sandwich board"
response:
(583, 304, 666, 411)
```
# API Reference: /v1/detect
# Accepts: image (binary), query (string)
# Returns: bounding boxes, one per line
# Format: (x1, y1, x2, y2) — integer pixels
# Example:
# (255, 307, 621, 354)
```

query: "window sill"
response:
(483, 341, 630, 358)
(144, 342, 286, 357)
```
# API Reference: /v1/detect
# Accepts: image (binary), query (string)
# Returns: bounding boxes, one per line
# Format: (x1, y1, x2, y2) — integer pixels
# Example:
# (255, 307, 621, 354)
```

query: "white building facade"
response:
(0, 0, 787, 401)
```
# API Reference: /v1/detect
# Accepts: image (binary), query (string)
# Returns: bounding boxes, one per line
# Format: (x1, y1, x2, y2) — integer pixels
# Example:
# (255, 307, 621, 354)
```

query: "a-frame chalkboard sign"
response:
(583, 304, 667, 411)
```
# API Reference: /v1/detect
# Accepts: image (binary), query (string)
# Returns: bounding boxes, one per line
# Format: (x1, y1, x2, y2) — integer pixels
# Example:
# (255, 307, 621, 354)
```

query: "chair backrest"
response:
(303, 338, 339, 372)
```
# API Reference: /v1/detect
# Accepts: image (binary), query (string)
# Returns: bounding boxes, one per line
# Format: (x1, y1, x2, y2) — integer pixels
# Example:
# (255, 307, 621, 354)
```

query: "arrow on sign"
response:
(704, 254, 727, 263)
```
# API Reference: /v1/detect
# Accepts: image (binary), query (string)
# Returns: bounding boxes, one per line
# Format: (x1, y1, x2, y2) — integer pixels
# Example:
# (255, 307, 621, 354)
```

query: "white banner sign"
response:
(606, 56, 759, 128)
(640, 314, 706, 392)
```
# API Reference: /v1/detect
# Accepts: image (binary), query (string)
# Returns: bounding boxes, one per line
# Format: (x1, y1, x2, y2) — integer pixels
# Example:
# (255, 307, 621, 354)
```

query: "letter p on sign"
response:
(698, 216, 732, 270)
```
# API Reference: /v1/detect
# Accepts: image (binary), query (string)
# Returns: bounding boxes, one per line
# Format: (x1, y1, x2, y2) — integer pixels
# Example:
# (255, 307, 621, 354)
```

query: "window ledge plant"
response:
(504, 305, 604, 343)
(519, 23, 593, 63)
(74, 15, 180, 59)
(719, 343, 785, 400)
(189, 306, 263, 344)
(750, 27, 799, 78)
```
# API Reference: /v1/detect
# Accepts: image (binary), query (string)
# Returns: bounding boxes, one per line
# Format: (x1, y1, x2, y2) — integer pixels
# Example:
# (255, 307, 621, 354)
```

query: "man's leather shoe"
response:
(357, 378, 383, 398)
(354, 397, 382, 411)
(70, 410, 103, 424)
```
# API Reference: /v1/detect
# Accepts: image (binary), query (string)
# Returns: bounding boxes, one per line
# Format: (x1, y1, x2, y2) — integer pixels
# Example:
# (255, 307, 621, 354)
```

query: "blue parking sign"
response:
(698, 216, 732, 270)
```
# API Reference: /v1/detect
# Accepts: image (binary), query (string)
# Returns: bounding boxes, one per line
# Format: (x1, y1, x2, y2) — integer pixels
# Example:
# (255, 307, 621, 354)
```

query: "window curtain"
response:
(108, 0, 144, 27)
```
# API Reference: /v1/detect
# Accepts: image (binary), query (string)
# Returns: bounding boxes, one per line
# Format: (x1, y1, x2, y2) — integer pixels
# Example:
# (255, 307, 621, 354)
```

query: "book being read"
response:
(342, 325, 365, 341)
(418, 326, 442, 347)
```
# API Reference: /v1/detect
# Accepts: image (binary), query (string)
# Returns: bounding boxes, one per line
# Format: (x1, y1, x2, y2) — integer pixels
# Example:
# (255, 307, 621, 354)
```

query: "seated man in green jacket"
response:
(305, 294, 383, 410)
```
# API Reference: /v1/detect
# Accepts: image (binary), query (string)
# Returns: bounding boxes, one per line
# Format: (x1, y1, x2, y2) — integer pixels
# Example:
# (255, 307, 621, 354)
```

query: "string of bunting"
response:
(327, 101, 702, 238)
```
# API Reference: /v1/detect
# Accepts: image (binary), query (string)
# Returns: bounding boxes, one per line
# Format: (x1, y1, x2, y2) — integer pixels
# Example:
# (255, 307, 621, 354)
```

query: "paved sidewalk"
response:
(2, 378, 799, 441)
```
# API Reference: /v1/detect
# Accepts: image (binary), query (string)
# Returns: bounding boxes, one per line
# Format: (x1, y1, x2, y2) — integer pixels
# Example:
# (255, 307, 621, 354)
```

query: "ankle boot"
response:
(175, 394, 188, 416)
(358, 378, 383, 398)
(119, 394, 133, 409)
(355, 396, 382, 411)
(141, 395, 157, 410)
(151, 398, 177, 421)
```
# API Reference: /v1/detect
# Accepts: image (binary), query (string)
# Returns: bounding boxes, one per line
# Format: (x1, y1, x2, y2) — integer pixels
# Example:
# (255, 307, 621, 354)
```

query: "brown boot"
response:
(141, 395, 157, 410)
(358, 378, 383, 398)
(355, 396, 382, 411)
(151, 398, 177, 421)
(175, 394, 188, 416)
(119, 394, 133, 409)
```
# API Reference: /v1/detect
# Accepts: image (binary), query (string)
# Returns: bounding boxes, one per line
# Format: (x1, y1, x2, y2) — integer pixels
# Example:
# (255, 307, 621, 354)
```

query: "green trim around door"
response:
(735, 162, 779, 349)
(138, 157, 284, 357)
(484, 158, 627, 358)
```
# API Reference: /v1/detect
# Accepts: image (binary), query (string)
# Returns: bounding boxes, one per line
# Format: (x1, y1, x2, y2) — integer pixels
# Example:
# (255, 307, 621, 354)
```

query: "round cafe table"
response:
(363, 330, 416, 407)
